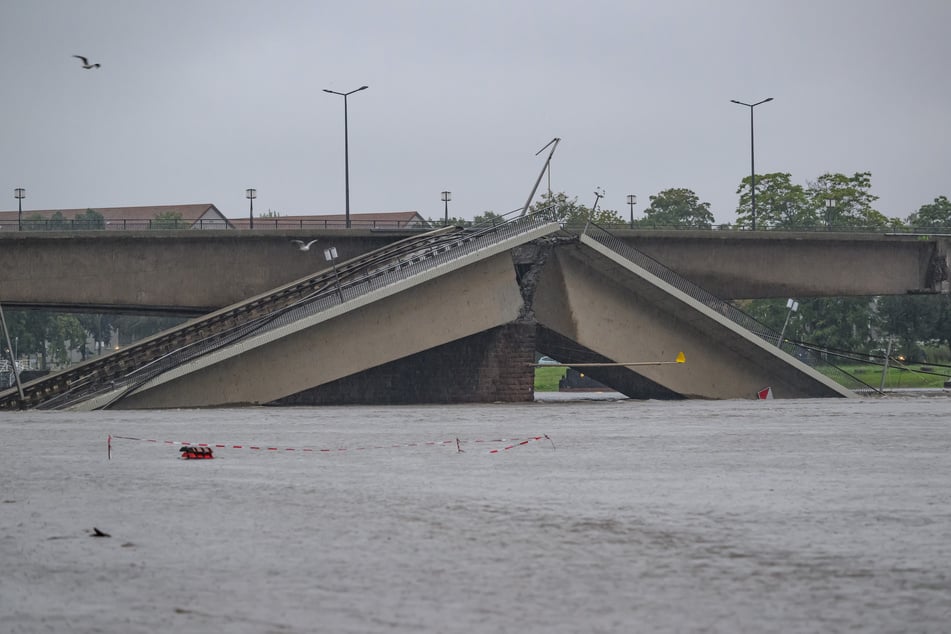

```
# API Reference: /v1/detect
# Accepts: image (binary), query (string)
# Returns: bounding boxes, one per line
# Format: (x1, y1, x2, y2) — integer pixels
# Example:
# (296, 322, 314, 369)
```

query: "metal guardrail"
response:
(581, 221, 878, 393)
(1, 218, 434, 231)
(33, 207, 560, 409)
(7, 216, 950, 234)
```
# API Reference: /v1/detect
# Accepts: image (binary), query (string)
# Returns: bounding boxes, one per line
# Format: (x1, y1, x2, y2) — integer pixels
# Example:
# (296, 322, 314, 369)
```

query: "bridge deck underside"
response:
(532, 241, 850, 399)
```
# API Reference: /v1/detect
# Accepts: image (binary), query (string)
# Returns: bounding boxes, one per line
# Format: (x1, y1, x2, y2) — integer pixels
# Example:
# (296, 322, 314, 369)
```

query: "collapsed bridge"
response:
(0, 211, 866, 410)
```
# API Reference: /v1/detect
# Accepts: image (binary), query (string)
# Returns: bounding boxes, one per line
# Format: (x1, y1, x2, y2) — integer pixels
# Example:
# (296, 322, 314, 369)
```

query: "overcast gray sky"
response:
(2, 0, 948, 224)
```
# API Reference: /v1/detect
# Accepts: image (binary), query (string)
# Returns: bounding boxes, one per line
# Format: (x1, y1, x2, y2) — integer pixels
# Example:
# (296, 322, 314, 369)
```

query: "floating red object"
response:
(180, 446, 214, 459)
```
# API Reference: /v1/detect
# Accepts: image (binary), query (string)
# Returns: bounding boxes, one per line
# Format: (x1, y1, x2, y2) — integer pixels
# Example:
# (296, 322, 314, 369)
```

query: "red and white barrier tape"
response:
(108, 433, 553, 458)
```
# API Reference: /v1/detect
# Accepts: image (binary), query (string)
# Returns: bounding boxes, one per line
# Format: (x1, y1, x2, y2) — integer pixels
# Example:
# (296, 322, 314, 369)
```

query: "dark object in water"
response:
(180, 446, 214, 460)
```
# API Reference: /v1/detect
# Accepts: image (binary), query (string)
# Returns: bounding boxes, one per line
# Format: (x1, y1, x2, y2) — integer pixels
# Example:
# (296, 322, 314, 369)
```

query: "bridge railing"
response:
(37, 207, 560, 409)
(581, 221, 878, 394)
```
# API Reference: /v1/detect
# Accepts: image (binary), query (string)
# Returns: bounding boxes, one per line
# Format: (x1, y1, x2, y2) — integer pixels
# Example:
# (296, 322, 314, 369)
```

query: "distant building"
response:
(231, 211, 430, 230)
(0, 204, 231, 231)
(0, 206, 431, 232)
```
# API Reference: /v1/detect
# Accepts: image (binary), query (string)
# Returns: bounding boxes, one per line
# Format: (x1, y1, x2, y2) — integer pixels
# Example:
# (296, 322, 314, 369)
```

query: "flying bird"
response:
(73, 55, 101, 69)
(291, 239, 319, 251)
(90, 527, 111, 538)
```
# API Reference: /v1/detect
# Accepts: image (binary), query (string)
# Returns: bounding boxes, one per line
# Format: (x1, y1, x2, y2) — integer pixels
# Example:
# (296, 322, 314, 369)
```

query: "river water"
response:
(2, 395, 950, 633)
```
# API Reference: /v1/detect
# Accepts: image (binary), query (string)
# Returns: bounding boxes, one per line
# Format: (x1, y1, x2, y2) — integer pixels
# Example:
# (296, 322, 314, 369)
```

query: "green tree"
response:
(74, 208, 105, 230)
(637, 188, 714, 228)
(76, 313, 117, 359)
(5, 310, 87, 367)
(906, 195, 951, 230)
(152, 211, 185, 230)
(807, 172, 888, 229)
(48, 211, 69, 230)
(877, 294, 951, 360)
(529, 191, 623, 228)
(798, 297, 878, 354)
(735, 172, 816, 229)
(472, 211, 504, 226)
(743, 296, 879, 354)
(21, 213, 46, 231)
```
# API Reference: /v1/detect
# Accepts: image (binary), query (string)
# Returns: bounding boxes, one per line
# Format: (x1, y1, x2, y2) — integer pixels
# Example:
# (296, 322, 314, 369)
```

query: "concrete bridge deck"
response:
(0, 229, 947, 316)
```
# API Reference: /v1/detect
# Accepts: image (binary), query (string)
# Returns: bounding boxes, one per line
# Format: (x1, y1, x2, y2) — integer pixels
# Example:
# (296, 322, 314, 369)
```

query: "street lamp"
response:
(591, 187, 604, 217)
(14, 188, 25, 231)
(730, 97, 773, 231)
(245, 188, 256, 230)
(441, 191, 451, 226)
(626, 194, 637, 228)
(324, 246, 343, 301)
(323, 85, 369, 229)
(825, 198, 835, 230)
(777, 298, 799, 346)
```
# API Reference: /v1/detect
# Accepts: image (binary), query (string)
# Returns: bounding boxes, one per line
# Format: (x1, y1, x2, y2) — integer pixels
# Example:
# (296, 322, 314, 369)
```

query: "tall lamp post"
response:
(324, 246, 343, 301)
(323, 85, 369, 229)
(626, 194, 637, 228)
(777, 298, 799, 346)
(730, 97, 773, 231)
(14, 188, 25, 231)
(245, 188, 256, 230)
(441, 191, 451, 226)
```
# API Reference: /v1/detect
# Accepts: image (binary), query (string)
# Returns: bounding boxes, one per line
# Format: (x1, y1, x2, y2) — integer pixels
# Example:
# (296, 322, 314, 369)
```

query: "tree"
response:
(742, 296, 879, 355)
(734, 172, 816, 229)
(74, 208, 105, 230)
(48, 211, 69, 231)
(807, 172, 888, 229)
(877, 294, 951, 360)
(529, 191, 623, 228)
(152, 211, 185, 230)
(76, 313, 117, 359)
(637, 188, 714, 228)
(906, 196, 951, 230)
(4, 310, 87, 368)
(472, 211, 504, 226)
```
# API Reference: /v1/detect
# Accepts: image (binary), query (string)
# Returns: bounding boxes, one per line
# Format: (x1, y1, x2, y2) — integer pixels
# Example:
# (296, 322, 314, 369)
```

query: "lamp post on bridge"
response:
(324, 246, 343, 301)
(246, 188, 256, 230)
(323, 85, 369, 229)
(777, 298, 799, 347)
(441, 191, 451, 226)
(627, 194, 637, 228)
(730, 97, 773, 231)
(14, 188, 25, 231)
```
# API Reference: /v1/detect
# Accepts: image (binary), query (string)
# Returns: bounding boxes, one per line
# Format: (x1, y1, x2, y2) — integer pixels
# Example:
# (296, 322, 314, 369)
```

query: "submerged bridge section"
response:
(530, 227, 854, 399)
(0, 214, 866, 410)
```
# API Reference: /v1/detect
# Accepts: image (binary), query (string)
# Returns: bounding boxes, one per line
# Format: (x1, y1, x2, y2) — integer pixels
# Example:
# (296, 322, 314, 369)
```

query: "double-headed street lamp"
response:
(627, 194, 637, 228)
(14, 188, 25, 231)
(730, 97, 773, 231)
(245, 188, 256, 230)
(323, 85, 369, 229)
(441, 191, 451, 226)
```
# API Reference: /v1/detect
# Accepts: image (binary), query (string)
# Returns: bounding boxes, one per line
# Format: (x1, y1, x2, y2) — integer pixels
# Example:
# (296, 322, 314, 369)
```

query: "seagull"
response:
(90, 527, 111, 538)
(291, 239, 319, 251)
(73, 55, 101, 69)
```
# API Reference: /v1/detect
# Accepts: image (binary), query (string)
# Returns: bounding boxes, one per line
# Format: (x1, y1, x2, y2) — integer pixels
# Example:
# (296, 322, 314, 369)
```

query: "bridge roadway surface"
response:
(0, 228, 948, 314)
(0, 218, 856, 410)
